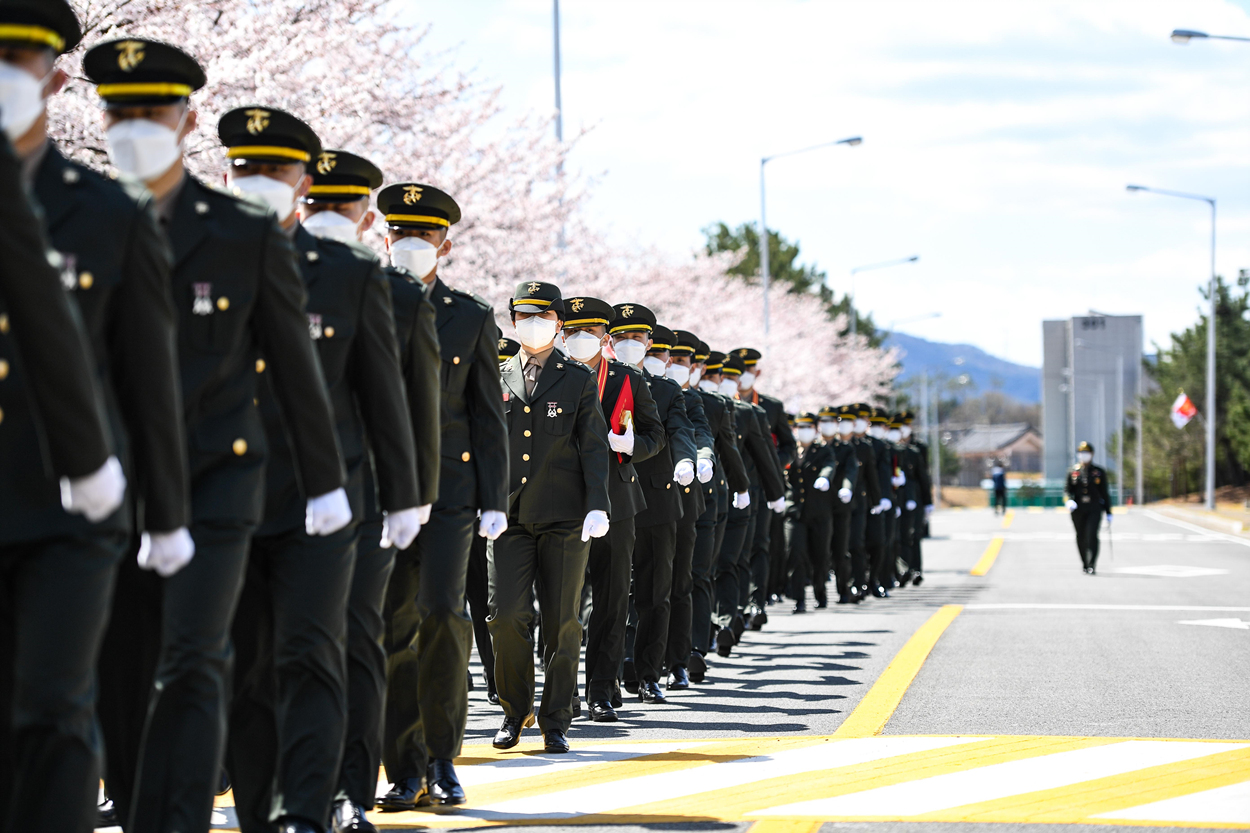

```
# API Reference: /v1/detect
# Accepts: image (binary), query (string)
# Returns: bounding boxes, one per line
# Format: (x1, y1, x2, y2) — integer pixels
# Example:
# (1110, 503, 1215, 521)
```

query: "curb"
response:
(1150, 504, 1247, 535)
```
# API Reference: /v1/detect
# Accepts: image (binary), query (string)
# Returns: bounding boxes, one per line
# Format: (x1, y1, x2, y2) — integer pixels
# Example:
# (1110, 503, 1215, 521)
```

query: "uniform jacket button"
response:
(524, 429, 531, 437)
(0, 314, 9, 333)
(324, 326, 335, 338)
(255, 359, 266, 373)
(521, 476, 527, 484)
(232, 438, 247, 456)
(216, 296, 230, 311)
(461, 451, 471, 462)
(524, 406, 531, 413)
(78, 272, 93, 289)
(453, 356, 460, 364)
(522, 453, 530, 461)
(0, 359, 8, 380)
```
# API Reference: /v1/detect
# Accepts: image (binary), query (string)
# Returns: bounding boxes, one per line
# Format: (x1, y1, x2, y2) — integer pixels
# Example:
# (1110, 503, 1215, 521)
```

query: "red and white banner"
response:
(1171, 392, 1198, 429)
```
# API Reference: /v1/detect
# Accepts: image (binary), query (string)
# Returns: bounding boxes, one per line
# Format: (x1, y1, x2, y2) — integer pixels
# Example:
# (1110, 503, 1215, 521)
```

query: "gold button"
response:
(0, 359, 8, 380)
(453, 356, 460, 365)
(524, 406, 531, 414)
(524, 430, 531, 437)
(217, 296, 230, 311)
(461, 451, 471, 462)
(522, 453, 530, 461)
(255, 359, 266, 373)
(0, 314, 9, 333)
(78, 272, 94, 289)
(0, 406, 4, 424)
(632, 475, 636, 482)
(557, 407, 563, 414)
(666, 483, 671, 489)
(521, 476, 527, 484)
(684, 487, 690, 493)
(324, 326, 335, 338)
(232, 438, 247, 456)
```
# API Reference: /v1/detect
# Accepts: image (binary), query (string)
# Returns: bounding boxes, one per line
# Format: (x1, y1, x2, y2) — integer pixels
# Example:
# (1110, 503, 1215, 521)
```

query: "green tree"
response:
(703, 221, 881, 345)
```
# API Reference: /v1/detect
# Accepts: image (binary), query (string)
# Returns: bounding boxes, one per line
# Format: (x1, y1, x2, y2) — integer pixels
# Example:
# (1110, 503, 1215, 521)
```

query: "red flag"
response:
(1171, 391, 1198, 429)
(609, 374, 634, 463)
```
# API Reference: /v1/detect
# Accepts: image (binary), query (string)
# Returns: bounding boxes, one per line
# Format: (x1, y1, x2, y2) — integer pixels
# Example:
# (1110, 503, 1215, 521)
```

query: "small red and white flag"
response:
(1171, 391, 1198, 429)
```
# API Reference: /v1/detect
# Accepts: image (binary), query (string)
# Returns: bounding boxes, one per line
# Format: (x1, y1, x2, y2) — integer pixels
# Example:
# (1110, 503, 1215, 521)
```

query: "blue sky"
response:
(399, 0, 1250, 367)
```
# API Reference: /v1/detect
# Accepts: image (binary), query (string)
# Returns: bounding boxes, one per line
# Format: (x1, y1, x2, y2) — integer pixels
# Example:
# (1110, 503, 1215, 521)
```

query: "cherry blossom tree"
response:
(51, 0, 897, 409)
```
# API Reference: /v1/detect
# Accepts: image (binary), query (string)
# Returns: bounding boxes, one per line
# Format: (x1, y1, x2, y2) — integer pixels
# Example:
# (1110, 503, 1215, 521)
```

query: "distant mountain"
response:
(884, 332, 1041, 404)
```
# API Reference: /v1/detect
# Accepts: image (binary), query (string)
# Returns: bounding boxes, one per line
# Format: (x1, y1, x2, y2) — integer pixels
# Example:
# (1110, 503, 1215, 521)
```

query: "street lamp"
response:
(1171, 28, 1250, 43)
(1126, 184, 1218, 510)
(759, 136, 863, 335)
(848, 255, 920, 336)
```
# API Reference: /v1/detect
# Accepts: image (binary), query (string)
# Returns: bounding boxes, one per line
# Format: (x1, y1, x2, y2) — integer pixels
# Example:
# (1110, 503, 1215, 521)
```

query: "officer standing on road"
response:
(375, 181, 508, 809)
(1066, 441, 1111, 575)
(84, 43, 350, 833)
(561, 297, 663, 723)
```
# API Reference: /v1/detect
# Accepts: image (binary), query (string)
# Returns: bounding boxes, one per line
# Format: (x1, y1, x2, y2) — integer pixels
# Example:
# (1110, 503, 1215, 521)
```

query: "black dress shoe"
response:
(667, 666, 690, 689)
(277, 817, 321, 833)
(792, 603, 806, 614)
(427, 758, 466, 806)
(487, 689, 500, 706)
(730, 614, 747, 640)
(571, 693, 582, 717)
(837, 592, 853, 604)
(543, 729, 570, 753)
(379, 776, 428, 811)
(98, 799, 119, 827)
(899, 570, 914, 587)
(815, 599, 828, 609)
(467, 669, 475, 691)
(492, 713, 536, 749)
(688, 650, 707, 681)
(639, 680, 668, 704)
(871, 584, 889, 598)
(332, 798, 378, 832)
(589, 700, 618, 721)
(749, 609, 768, 630)
(912, 572, 924, 587)
(715, 627, 734, 657)
(622, 658, 639, 693)
(610, 680, 623, 708)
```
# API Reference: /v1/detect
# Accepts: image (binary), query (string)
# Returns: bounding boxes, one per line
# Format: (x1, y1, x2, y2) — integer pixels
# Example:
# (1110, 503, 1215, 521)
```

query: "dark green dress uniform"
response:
(889, 412, 921, 586)
(826, 430, 861, 603)
(1066, 442, 1111, 572)
(220, 113, 420, 832)
(566, 299, 663, 714)
(901, 411, 932, 582)
(620, 316, 696, 698)
(83, 48, 347, 833)
(742, 400, 786, 616)
(784, 415, 836, 611)
(866, 407, 896, 589)
(378, 183, 508, 803)
(666, 330, 715, 685)
(690, 350, 748, 670)
(841, 405, 881, 596)
(0, 51, 120, 826)
(491, 281, 611, 741)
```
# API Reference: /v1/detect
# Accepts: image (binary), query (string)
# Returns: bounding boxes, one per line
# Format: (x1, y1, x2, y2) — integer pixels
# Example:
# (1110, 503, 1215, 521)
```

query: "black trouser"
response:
(336, 519, 394, 810)
(994, 488, 1007, 513)
(909, 506, 926, 574)
(848, 501, 868, 589)
(767, 512, 787, 599)
(870, 510, 894, 587)
(747, 497, 773, 610)
(631, 521, 677, 684)
(97, 537, 160, 826)
(465, 524, 494, 694)
(128, 521, 252, 833)
(784, 515, 831, 608)
(382, 505, 474, 782)
(584, 516, 634, 703)
(489, 519, 589, 734)
(0, 531, 123, 833)
(896, 505, 918, 575)
(1072, 506, 1103, 569)
(228, 524, 357, 833)
(689, 485, 722, 657)
(829, 509, 854, 598)
(714, 488, 754, 628)
(666, 487, 702, 671)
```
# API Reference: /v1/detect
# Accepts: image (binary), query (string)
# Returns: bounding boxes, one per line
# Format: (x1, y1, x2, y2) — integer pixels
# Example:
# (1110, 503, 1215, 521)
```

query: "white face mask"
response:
(563, 331, 602, 362)
(515, 316, 558, 351)
(855, 418, 869, 434)
(389, 236, 439, 279)
(0, 62, 47, 141)
(613, 338, 647, 367)
(698, 379, 719, 394)
(666, 363, 691, 386)
(818, 421, 838, 438)
(107, 115, 185, 181)
(838, 421, 855, 436)
(689, 366, 703, 387)
(739, 371, 757, 391)
(718, 378, 739, 397)
(901, 425, 912, 439)
(869, 425, 885, 439)
(1078, 451, 1093, 464)
(642, 355, 667, 377)
(229, 173, 296, 220)
(992, 466, 1004, 475)
(795, 426, 817, 445)
(886, 428, 902, 442)
(302, 209, 360, 242)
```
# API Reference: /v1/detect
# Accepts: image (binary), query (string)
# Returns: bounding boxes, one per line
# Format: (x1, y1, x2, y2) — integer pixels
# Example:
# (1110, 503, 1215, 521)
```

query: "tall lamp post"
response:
(1126, 184, 1217, 510)
(1171, 28, 1250, 44)
(849, 255, 920, 336)
(759, 136, 862, 335)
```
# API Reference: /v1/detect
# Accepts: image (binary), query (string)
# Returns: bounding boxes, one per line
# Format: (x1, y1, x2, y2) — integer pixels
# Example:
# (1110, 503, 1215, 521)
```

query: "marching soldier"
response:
(560, 296, 664, 722)
(823, 410, 860, 605)
(84, 42, 349, 833)
(831, 405, 880, 598)
(375, 182, 507, 809)
(613, 312, 696, 704)
(785, 413, 840, 612)
(665, 329, 716, 690)
(491, 281, 611, 752)
(888, 413, 920, 588)
(901, 411, 932, 585)
(864, 406, 896, 592)
(1066, 441, 1111, 574)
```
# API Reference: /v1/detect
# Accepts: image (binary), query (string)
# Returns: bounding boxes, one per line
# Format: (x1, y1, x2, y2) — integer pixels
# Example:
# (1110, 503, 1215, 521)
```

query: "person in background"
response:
(992, 460, 1008, 516)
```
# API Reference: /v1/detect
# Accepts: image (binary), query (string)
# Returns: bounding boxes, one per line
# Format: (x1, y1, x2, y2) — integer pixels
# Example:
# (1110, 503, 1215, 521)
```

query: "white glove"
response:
(416, 504, 432, 525)
(925, 504, 934, 517)
(838, 487, 853, 504)
(697, 458, 714, 484)
(891, 472, 906, 488)
(733, 491, 751, 509)
(381, 507, 421, 550)
(879, 498, 893, 513)
(581, 509, 610, 542)
(674, 459, 695, 486)
(479, 509, 508, 540)
(306, 487, 352, 536)
(894, 506, 901, 518)
(60, 455, 126, 522)
(906, 499, 917, 511)
(608, 422, 635, 455)
(136, 527, 195, 577)
(768, 497, 786, 514)
(1066, 499, 1078, 513)
(814, 476, 831, 492)
(870, 504, 882, 515)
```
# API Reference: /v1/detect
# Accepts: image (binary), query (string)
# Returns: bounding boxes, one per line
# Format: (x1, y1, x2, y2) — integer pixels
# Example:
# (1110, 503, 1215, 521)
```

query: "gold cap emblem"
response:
(116, 41, 145, 72)
(316, 151, 337, 175)
(403, 185, 423, 205)
(620, 304, 634, 318)
(527, 281, 541, 294)
(498, 338, 508, 350)
(738, 348, 749, 357)
(245, 108, 270, 135)
(570, 298, 584, 312)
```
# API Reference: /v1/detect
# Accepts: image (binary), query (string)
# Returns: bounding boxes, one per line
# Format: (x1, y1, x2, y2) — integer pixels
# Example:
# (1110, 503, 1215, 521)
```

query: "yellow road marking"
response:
(748, 821, 822, 833)
(833, 605, 962, 738)
(1001, 509, 1015, 528)
(1027, 506, 1044, 513)
(970, 537, 1003, 576)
